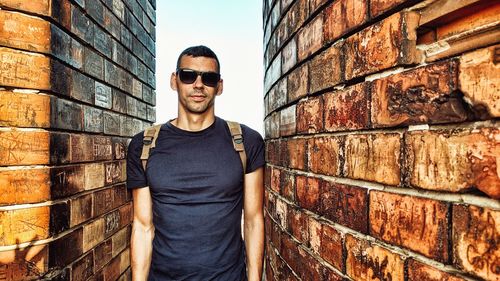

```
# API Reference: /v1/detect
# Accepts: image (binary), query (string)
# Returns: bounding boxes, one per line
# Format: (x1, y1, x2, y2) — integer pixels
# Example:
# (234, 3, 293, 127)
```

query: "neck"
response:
(172, 110, 216, 132)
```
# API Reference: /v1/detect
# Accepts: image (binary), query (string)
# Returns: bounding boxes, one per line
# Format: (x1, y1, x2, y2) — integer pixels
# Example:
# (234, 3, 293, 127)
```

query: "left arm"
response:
(243, 167, 265, 281)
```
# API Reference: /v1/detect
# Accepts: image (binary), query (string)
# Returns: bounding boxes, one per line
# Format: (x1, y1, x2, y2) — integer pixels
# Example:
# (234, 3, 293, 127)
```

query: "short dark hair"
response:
(176, 45, 220, 73)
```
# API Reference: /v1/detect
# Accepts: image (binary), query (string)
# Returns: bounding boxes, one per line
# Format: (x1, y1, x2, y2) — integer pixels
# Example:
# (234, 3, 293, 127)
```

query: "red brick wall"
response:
(262, 0, 499, 280)
(0, 0, 155, 280)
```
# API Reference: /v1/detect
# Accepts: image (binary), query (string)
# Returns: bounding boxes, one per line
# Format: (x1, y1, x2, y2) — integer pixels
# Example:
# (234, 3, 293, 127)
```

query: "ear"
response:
(216, 79, 223, 96)
(170, 72, 177, 91)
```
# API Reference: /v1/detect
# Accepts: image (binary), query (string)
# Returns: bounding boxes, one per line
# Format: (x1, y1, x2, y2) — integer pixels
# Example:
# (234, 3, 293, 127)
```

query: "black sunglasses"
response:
(176, 68, 221, 87)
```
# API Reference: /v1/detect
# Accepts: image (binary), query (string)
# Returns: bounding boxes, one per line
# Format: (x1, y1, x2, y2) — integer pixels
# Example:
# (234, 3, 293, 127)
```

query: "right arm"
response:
(131, 186, 154, 281)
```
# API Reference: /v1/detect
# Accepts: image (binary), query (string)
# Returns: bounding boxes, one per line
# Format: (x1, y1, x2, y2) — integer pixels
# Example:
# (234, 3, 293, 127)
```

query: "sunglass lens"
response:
(178, 70, 197, 84)
(202, 72, 220, 87)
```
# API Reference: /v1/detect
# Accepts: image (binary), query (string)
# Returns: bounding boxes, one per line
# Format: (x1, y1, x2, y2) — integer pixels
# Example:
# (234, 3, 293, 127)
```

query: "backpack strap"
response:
(140, 124, 162, 170)
(226, 120, 247, 173)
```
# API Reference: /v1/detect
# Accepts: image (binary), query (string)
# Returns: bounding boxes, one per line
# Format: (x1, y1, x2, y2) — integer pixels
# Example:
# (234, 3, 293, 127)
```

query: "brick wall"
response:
(262, 0, 499, 280)
(0, 0, 155, 280)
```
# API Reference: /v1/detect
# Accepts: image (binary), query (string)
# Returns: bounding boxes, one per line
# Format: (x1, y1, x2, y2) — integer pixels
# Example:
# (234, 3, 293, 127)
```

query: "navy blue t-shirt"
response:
(126, 117, 265, 281)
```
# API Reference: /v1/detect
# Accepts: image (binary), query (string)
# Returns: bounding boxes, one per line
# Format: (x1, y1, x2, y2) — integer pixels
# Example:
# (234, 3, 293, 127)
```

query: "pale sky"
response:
(155, 1, 264, 134)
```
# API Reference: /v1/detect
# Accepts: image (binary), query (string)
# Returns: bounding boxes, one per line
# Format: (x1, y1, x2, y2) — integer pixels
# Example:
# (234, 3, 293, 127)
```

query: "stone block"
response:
(297, 15, 323, 61)
(295, 175, 321, 212)
(50, 97, 83, 131)
(71, 71, 95, 104)
(324, 82, 369, 131)
(95, 81, 112, 109)
(287, 64, 308, 103)
(324, 0, 368, 43)
(70, 193, 93, 227)
(50, 164, 85, 198)
(0, 206, 50, 246)
(83, 105, 103, 133)
(104, 111, 121, 135)
(0, 47, 50, 90)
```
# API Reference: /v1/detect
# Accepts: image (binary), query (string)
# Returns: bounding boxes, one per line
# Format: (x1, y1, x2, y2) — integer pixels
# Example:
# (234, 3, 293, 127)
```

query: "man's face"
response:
(170, 55, 223, 115)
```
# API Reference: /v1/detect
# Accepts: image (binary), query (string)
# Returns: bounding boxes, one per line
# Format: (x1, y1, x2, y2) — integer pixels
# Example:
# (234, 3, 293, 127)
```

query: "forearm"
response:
(244, 213, 264, 281)
(131, 222, 154, 281)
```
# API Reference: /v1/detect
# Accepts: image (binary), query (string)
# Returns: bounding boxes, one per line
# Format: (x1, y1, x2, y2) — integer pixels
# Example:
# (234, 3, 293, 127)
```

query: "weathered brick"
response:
(280, 233, 300, 273)
(72, 251, 94, 281)
(407, 259, 466, 281)
(296, 247, 322, 280)
(269, 79, 287, 113)
(324, 82, 369, 132)
(287, 207, 309, 244)
(112, 226, 129, 257)
(112, 89, 127, 114)
(105, 210, 121, 236)
(70, 134, 94, 162)
(323, 0, 368, 43)
(0, 1, 51, 16)
(280, 170, 295, 201)
(274, 198, 288, 231)
(297, 96, 323, 134)
(0, 168, 50, 205)
(104, 111, 121, 135)
(70, 193, 93, 227)
(282, 38, 297, 74)
(459, 45, 500, 118)
(0, 130, 49, 165)
(453, 204, 499, 280)
(84, 105, 104, 133)
(309, 42, 343, 94)
(372, 60, 468, 127)
(370, 0, 409, 17)
(346, 234, 405, 281)
(287, 64, 308, 103)
(95, 81, 112, 109)
(112, 137, 127, 160)
(270, 167, 281, 193)
(95, 238, 113, 270)
(84, 47, 104, 79)
(105, 160, 126, 185)
(370, 191, 449, 262)
(50, 201, 70, 235)
(265, 54, 281, 93)
(280, 105, 296, 136)
(296, 175, 321, 212)
(0, 47, 51, 90)
(344, 12, 420, 80)
(345, 133, 401, 185)
(93, 136, 113, 161)
(83, 218, 105, 252)
(50, 132, 70, 164)
(84, 162, 105, 190)
(50, 228, 83, 267)
(287, 0, 309, 36)
(0, 206, 49, 246)
(71, 5, 94, 43)
(0, 10, 50, 52)
(104, 60, 120, 88)
(0, 91, 50, 127)
(0, 244, 48, 280)
(51, 97, 83, 131)
(321, 181, 368, 233)
(308, 136, 342, 176)
(320, 224, 343, 271)
(71, 71, 95, 104)
(297, 15, 323, 61)
(50, 164, 85, 198)
(405, 128, 499, 198)
(308, 216, 322, 255)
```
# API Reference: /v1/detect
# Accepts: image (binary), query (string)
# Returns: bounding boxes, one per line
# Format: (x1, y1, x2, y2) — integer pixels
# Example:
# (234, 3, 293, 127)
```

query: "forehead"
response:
(178, 56, 218, 72)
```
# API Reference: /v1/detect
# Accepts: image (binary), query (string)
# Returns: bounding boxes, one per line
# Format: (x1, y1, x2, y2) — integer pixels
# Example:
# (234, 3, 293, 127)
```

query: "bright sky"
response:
(155, 1, 264, 134)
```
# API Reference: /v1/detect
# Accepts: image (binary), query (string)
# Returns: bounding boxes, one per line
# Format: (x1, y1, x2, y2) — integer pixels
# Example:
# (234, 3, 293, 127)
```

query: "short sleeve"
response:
(126, 132, 148, 189)
(241, 125, 265, 174)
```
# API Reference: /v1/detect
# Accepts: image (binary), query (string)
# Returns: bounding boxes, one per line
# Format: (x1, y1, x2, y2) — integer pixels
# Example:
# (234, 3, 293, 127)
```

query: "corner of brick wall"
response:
(262, 0, 499, 280)
(0, 0, 156, 280)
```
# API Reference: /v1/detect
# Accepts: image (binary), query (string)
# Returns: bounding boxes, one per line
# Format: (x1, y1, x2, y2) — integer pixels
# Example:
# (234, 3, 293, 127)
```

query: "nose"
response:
(193, 74, 204, 88)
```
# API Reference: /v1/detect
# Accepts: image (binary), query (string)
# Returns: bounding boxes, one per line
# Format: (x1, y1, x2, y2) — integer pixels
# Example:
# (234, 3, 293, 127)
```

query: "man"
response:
(126, 45, 265, 281)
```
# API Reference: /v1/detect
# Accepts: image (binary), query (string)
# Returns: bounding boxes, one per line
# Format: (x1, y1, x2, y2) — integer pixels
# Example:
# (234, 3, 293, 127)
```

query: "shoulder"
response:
(128, 130, 145, 150)
(240, 123, 264, 144)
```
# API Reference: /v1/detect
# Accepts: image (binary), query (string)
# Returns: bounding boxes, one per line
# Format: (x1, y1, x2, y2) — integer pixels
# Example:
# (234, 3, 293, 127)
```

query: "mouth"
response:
(189, 94, 207, 102)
